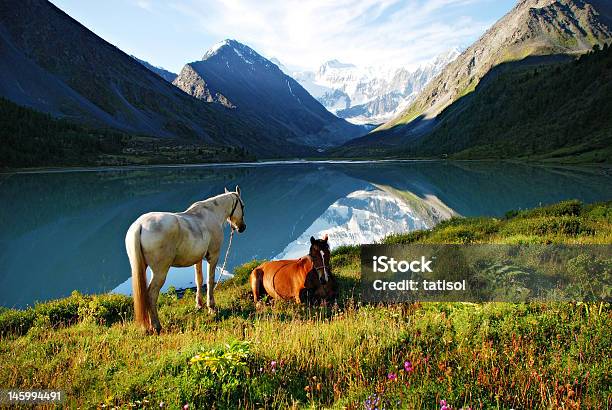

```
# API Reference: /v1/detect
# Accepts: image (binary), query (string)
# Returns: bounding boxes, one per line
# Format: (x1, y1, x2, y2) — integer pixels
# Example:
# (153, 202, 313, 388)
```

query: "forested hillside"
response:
(0, 98, 252, 168)
(407, 45, 612, 162)
(334, 44, 612, 162)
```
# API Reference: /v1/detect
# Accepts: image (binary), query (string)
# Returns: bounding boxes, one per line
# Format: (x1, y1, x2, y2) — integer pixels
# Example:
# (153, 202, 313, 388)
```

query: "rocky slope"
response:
(0, 0, 325, 157)
(377, 0, 612, 132)
(288, 50, 459, 125)
(173, 40, 364, 148)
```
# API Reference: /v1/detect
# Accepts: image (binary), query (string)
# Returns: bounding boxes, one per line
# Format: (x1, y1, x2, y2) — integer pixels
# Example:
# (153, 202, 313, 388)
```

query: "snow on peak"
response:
(291, 48, 461, 124)
(202, 39, 274, 69)
(202, 39, 233, 59)
(322, 59, 356, 70)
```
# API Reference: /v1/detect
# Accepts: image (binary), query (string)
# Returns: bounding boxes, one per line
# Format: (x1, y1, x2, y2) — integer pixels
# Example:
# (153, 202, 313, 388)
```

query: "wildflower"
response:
(183, 404, 189, 410)
(404, 360, 413, 372)
(304, 385, 311, 392)
(316, 383, 322, 391)
(270, 360, 277, 372)
(387, 372, 397, 381)
(364, 393, 382, 410)
(440, 399, 451, 410)
(159, 402, 165, 408)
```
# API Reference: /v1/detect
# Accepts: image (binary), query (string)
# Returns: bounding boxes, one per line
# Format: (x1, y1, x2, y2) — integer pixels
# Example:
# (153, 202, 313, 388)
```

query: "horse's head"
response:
(309, 234, 331, 285)
(225, 185, 246, 233)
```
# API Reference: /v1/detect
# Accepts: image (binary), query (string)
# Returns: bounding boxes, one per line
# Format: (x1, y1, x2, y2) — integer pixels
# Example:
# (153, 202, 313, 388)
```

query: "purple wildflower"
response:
(404, 360, 413, 372)
(387, 372, 397, 381)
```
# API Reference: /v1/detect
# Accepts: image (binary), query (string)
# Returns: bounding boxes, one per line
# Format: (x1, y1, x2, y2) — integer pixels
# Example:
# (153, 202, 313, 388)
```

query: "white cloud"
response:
(166, 0, 496, 70)
(135, 0, 153, 12)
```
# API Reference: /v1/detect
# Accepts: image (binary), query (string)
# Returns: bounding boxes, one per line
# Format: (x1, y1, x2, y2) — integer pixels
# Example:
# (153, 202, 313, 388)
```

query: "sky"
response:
(51, 0, 517, 73)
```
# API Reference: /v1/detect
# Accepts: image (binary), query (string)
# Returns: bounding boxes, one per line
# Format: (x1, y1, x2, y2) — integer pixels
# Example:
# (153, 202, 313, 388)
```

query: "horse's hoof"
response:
(146, 326, 161, 335)
(195, 295, 204, 310)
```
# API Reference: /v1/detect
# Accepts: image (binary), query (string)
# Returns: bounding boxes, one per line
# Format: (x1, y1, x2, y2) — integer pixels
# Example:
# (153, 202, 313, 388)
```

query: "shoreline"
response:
(2, 157, 611, 175)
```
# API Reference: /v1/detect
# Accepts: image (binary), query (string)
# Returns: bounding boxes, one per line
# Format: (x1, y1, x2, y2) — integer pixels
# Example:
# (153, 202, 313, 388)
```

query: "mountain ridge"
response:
(376, 0, 612, 133)
(0, 1, 350, 158)
(131, 56, 177, 83)
(0, 0, 259, 147)
(173, 39, 365, 148)
(289, 49, 460, 125)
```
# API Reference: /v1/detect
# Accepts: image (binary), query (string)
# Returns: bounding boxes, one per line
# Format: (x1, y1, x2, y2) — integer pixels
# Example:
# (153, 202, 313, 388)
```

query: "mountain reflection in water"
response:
(1, 161, 611, 307)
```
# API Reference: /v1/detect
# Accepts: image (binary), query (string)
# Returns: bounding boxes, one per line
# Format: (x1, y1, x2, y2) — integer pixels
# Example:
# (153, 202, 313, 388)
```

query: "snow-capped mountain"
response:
(286, 49, 460, 125)
(275, 187, 453, 260)
(173, 39, 365, 149)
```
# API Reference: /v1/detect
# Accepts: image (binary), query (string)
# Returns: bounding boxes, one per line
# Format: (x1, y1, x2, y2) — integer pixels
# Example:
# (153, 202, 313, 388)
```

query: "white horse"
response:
(125, 186, 246, 333)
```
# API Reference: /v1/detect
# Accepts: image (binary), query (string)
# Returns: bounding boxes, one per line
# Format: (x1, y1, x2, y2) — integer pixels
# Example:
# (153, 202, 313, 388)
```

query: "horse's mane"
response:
(184, 192, 234, 213)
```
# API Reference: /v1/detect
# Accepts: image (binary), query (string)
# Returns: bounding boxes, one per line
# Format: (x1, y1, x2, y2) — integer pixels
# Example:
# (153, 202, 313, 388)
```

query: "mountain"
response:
(131, 56, 177, 83)
(0, 0, 320, 159)
(173, 39, 365, 148)
(395, 45, 612, 162)
(336, 0, 612, 159)
(376, 0, 612, 133)
(275, 187, 451, 260)
(288, 50, 459, 125)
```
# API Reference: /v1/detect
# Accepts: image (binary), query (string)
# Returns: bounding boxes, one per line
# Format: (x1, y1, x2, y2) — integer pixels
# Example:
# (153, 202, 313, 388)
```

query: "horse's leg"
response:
(250, 269, 259, 303)
(250, 267, 266, 303)
(251, 268, 269, 309)
(194, 260, 204, 309)
(148, 265, 169, 333)
(206, 252, 220, 313)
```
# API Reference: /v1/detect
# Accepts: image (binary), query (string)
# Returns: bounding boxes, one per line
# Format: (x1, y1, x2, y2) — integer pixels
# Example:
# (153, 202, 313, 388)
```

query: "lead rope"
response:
(214, 225, 234, 290)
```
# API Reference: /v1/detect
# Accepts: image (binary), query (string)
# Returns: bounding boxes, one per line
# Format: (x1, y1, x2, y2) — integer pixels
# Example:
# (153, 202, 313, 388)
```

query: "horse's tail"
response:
(250, 266, 265, 302)
(126, 223, 150, 329)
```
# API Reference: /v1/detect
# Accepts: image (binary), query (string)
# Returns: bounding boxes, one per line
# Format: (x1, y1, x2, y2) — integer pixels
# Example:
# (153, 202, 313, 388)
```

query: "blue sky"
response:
(51, 0, 516, 72)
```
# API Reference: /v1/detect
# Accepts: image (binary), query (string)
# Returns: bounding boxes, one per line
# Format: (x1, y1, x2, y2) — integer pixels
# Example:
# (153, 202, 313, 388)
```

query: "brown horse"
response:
(250, 235, 337, 304)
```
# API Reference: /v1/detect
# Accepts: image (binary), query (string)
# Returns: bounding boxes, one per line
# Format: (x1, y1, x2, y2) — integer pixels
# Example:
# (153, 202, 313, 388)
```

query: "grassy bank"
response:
(0, 200, 611, 409)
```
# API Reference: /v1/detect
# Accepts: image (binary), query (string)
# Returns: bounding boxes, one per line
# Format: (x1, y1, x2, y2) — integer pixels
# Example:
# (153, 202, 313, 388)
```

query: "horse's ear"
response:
(310, 236, 315, 244)
(224, 187, 229, 193)
(323, 234, 329, 241)
(236, 185, 241, 196)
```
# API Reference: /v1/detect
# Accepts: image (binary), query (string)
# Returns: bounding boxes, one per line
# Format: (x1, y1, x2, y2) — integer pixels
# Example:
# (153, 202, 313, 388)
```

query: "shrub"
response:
(0, 292, 132, 336)
(0, 309, 36, 336)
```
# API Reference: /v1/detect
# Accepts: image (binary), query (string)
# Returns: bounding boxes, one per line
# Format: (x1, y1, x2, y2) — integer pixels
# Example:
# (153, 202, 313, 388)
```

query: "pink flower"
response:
(183, 405, 189, 410)
(387, 372, 397, 381)
(404, 360, 413, 372)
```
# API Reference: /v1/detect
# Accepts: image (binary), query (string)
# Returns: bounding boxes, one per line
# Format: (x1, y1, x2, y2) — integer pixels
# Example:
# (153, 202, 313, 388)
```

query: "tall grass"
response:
(0, 200, 610, 409)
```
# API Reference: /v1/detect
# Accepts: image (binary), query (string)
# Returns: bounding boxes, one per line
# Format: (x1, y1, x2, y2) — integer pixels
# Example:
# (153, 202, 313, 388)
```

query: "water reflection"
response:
(0, 161, 611, 307)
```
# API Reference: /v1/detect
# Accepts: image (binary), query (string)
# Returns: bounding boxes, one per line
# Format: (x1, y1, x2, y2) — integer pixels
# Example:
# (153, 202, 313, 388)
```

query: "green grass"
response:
(0, 200, 611, 409)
